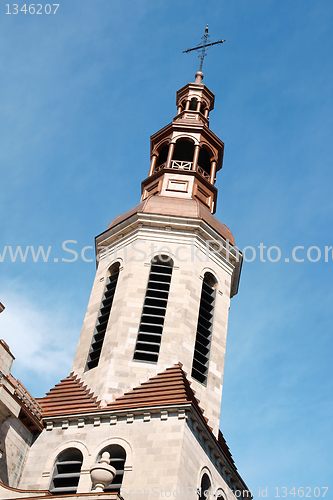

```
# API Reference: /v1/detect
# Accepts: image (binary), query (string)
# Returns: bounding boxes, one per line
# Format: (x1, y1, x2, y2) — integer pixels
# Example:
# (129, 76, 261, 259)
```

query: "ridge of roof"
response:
(218, 430, 236, 469)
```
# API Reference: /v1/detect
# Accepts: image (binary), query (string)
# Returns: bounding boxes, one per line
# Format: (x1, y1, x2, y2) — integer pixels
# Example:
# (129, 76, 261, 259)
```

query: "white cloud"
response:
(0, 283, 80, 396)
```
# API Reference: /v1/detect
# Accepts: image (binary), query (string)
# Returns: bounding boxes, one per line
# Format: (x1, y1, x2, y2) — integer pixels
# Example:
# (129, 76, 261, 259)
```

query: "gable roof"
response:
(106, 363, 205, 414)
(36, 372, 100, 417)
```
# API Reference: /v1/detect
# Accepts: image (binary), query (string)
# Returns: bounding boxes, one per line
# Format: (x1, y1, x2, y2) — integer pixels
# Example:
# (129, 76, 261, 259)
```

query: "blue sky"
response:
(0, 0, 332, 497)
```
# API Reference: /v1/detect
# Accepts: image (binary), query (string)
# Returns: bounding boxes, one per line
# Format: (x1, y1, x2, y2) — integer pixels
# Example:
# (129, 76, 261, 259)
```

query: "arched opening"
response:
(215, 489, 227, 500)
(134, 256, 173, 363)
(198, 147, 212, 175)
(199, 473, 212, 500)
(95, 445, 126, 493)
(200, 103, 206, 114)
(86, 262, 120, 370)
(189, 98, 198, 111)
(157, 145, 169, 167)
(172, 139, 194, 163)
(50, 448, 83, 495)
(204, 272, 217, 289)
(191, 272, 217, 385)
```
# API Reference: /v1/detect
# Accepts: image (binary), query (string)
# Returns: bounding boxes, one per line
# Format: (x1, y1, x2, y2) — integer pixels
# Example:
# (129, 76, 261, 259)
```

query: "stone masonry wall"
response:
(18, 410, 241, 499)
(71, 219, 234, 436)
(0, 418, 33, 488)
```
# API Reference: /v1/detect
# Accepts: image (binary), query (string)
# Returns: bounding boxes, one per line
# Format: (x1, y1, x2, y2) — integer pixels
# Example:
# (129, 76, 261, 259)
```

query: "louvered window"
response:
(133, 258, 173, 363)
(191, 273, 217, 385)
(50, 448, 83, 495)
(86, 263, 120, 370)
(96, 445, 126, 492)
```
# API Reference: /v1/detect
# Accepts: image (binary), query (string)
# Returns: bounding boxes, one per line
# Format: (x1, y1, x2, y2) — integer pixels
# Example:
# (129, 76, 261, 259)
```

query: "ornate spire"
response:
(141, 75, 224, 214)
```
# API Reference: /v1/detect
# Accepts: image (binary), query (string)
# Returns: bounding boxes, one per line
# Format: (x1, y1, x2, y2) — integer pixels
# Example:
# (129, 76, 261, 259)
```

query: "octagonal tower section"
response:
(71, 78, 242, 437)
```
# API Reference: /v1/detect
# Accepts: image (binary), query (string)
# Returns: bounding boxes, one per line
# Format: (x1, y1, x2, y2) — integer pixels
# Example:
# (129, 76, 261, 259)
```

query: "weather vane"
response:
(183, 25, 226, 78)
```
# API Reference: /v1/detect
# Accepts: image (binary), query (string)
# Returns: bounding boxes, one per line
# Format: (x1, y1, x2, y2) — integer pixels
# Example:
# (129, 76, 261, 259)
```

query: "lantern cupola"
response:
(142, 75, 224, 214)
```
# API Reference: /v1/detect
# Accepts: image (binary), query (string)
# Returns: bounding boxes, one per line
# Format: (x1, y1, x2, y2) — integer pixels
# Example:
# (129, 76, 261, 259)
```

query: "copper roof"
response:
(106, 195, 235, 246)
(36, 373, 100, 417)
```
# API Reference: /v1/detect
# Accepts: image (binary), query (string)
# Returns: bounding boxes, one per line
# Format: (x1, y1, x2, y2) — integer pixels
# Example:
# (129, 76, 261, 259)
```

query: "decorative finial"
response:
(90, 452, 116, 492)
(183, 25, 226, 82)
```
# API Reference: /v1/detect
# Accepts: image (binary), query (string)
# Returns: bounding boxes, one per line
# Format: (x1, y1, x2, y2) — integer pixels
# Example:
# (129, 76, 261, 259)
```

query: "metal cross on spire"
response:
(183, 25, 226, 82)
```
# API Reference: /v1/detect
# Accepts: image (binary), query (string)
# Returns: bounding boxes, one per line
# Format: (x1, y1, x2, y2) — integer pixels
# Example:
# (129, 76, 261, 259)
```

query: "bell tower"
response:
(71, 68, 242, 437)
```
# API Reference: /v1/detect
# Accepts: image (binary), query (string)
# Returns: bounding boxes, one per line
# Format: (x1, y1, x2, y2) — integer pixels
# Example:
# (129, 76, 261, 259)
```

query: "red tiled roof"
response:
(107, 363, 205, 415)
(36, 373, 100, 417)
(218, 430, 236, 469)
(36, 365, 204, 418)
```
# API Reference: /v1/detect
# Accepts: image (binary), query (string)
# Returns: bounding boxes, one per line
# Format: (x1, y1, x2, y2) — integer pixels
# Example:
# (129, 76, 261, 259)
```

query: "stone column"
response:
(149, 154, 158, 176)
(166, 143, 175, 169)
(210, 160, 217, 184)
(192, 145, 200, 171)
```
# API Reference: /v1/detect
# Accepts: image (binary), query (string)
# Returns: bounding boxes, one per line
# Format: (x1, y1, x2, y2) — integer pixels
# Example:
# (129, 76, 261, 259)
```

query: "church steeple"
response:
(69, 72, 242, 437)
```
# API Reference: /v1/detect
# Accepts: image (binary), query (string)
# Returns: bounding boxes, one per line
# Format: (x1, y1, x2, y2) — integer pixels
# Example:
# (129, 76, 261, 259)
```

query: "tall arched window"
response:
(86, 262, 120, 370)
(189, 98, 198, 110)
(199, 473, 212, 500)
(133, 256, 173, 363)
(157, 144, 169, 167)
(50, 448, 83, 495)
(191, 273, 217, 385)
(95, 445, 126, 493)
(198, 147, 212, 175)
(200, 103, 206, 114)
(172, 139, 194, 163)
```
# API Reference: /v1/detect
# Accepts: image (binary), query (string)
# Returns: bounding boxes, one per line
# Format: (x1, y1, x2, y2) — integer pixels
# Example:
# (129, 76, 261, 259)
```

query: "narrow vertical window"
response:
(50, 448, 83, 495)
(133, 257, 173, 363)
(199, 474, 211, 500)
(191, 272, 217, 385)
(86, 262, 120, 370)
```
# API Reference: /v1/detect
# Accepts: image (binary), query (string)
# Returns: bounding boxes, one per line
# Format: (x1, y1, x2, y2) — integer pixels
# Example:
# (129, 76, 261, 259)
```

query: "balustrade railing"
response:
(170, 160, 193, 170)
(14, 379, 43, 421)
(197, 166, 210, 180)
(153, 160, 211, 181)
